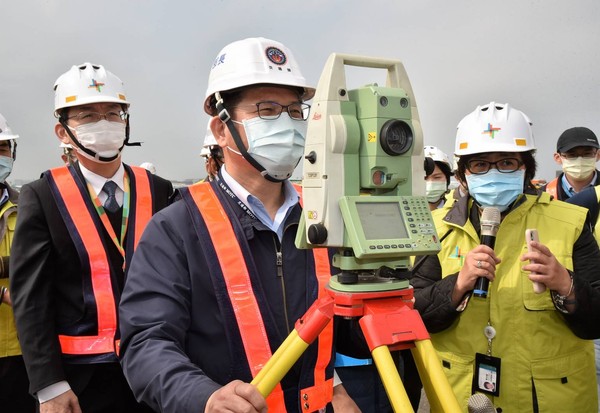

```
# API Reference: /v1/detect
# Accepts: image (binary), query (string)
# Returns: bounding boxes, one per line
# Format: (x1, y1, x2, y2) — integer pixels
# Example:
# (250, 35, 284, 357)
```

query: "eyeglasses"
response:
(233, 101, 311, 121)
(466, 158, 523, 175)
(560, 149, 597, 160)
(66, 111, 128, 124)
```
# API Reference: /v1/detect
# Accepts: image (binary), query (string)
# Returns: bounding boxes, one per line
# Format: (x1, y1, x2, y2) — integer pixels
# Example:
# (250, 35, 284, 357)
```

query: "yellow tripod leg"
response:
(371, 345, 415, 413)
(412, 339, 462, 413)
(251, 330, 310, 397)
(251, 295, 334, 398)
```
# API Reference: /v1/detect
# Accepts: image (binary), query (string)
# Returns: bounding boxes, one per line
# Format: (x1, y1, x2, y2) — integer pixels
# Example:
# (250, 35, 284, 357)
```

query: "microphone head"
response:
(467, 393, 496, 413)
(481, 207, 501, 237)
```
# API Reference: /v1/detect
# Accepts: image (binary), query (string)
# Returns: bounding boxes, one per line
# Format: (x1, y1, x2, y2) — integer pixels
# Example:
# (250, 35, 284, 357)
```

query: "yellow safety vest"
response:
(431, 193, 597, 412)
(0, 198, 18, 357)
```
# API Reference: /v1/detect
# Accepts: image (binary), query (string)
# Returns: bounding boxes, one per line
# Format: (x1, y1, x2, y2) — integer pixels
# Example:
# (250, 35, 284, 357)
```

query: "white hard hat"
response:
(140, 162, 156, 174)
(200, 147, 211, 158)
(203, 121, 217, 148)
(0, 113, 19, 141)
(455, 102, 535, 156)
(203, 37, 315, 115)
(424, 145, 451, 170)
(54, 62, 129, 113)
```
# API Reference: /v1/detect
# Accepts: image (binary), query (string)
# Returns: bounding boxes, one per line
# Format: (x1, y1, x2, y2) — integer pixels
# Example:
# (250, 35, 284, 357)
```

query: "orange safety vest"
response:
(545, 177, 558, 199)
(47, 165, 153, 355)
(187, 182, 333, 412)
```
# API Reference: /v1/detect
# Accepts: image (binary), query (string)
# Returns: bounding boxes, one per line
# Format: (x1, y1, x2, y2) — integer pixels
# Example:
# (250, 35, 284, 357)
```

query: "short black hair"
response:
(433, 161, 453, 186)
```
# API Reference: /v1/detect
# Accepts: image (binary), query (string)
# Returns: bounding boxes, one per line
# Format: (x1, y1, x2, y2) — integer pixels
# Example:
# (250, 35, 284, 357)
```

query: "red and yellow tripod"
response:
(251, 279, 461, 412)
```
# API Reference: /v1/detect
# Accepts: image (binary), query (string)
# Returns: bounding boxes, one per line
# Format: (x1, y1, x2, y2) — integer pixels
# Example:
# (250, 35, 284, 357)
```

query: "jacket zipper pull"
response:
(276, 251, 283, 278)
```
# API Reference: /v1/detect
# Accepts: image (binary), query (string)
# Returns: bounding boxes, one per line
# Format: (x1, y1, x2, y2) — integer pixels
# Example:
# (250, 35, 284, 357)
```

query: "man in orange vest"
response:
(541, 126, 600, 200)
(119, 38, 359, 413)
(10, 63, 173, 413)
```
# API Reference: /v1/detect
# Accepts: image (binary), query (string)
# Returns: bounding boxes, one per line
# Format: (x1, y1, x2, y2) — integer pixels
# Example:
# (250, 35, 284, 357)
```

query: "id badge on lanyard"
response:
(472, 352, 501, 397)
(472, 322, 501, 396)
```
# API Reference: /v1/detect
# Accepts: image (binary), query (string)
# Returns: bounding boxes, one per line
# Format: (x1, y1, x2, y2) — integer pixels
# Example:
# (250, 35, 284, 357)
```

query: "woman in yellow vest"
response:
(411, 102, 600, 412)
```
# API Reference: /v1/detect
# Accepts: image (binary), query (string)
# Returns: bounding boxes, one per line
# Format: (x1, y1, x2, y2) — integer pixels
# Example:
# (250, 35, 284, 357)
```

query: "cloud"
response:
(1, 0, 599, 182)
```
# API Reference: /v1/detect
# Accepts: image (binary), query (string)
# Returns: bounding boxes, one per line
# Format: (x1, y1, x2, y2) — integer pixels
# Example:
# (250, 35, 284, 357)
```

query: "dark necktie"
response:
(102, 181, 119, 213)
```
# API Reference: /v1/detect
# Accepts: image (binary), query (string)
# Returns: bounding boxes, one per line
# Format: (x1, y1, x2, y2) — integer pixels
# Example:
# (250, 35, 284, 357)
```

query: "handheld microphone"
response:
(473, 207, 500, 298)
(468, 393, 496, 413)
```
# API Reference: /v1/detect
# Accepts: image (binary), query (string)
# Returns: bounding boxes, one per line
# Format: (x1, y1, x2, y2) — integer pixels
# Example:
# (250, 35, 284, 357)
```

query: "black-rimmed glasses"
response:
(233, 101, 311, 121)
(466, 158, 523, 175)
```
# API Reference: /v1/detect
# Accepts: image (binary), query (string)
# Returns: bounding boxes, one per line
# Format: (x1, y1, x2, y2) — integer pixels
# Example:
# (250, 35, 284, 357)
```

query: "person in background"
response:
(562, 185, 600, 413)
(394, 146, 455, 411)
(0, 113, 35, 412)
(424, 145, 454, 211)
(60, 142, 77, 166)
(10, 62, 173, 413)
(411, 102, 600, 411)
(119, 37, 359, 413)
(544, 126, 600, 413)
(200, 121, 223, 181)
(139, 161, 156, 174)
(542, 126, 600, 200)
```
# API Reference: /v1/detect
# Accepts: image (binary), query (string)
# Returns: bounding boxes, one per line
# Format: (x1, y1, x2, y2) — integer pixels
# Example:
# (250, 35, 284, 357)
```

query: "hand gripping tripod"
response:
(251, 277, 461, 413)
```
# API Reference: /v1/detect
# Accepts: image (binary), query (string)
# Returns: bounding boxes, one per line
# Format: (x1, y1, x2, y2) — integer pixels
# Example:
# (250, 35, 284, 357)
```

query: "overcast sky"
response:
(1, 0, 599, 183)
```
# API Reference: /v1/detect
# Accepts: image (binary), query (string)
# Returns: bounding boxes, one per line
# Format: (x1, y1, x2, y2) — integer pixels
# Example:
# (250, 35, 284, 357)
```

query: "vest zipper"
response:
(274, 238, 291, 335)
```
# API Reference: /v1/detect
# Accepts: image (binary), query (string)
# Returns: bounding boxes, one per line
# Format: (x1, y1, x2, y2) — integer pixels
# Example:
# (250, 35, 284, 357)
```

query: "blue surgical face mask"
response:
(466, 169, 525, 212)
(231, 116, 306, 180)
(0, 155, 13, 183)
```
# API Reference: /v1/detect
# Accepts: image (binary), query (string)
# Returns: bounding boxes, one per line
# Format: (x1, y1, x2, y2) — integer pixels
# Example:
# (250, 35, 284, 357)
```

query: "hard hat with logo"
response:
(0, 113, 19, 141)
(455, 102, 535, 156)
(424, 145, 452, 171)
(54, 62, 129, 114)
(203, 37, 315, 115)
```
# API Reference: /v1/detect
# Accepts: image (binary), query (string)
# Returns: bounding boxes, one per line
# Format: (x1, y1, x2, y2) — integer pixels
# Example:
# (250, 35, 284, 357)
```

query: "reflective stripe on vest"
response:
(293, 184, 335, 410)
(546, 178, 558, 199)
(188, 182, 333, 412)
(130, 166, 153, 248)
(48, 166, 152, 355)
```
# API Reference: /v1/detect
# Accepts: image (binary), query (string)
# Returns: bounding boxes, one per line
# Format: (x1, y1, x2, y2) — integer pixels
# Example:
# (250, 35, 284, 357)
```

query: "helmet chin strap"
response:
(215, 92, 284, 183)
(60, 118, 125, 163)
(123, 117, 141, 147)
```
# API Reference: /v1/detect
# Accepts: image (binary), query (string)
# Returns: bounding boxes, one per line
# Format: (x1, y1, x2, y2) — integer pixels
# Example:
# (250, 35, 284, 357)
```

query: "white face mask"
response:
(0, 155, 13, 183)
(425, 181, 448, 203)
(561, 156, 597, 180)
(69, 120, 126, 162)
(231, 116, 306, 180)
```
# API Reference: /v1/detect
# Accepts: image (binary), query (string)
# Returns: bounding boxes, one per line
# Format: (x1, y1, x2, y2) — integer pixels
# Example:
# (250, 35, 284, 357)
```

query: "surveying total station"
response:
(295, 53, 440, 287)
(251, 54, 461, 412)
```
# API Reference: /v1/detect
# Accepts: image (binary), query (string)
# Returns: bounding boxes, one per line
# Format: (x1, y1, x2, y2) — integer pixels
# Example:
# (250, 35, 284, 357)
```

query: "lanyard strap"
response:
(217, 176, 257, 220)
(87, 174, 131, 260)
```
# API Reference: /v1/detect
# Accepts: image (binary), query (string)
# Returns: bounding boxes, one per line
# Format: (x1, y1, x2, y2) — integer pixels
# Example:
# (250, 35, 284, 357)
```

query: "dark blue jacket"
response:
(119, 180, 334, 413)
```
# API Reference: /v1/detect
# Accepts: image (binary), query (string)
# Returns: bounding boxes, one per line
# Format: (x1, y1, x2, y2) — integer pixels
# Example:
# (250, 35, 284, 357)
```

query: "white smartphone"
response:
(526, 229, 546, 293)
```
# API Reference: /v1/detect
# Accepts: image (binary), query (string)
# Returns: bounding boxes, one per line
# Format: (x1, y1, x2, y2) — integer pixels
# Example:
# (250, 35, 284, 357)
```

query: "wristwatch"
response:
(551, 271, 575, 314)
